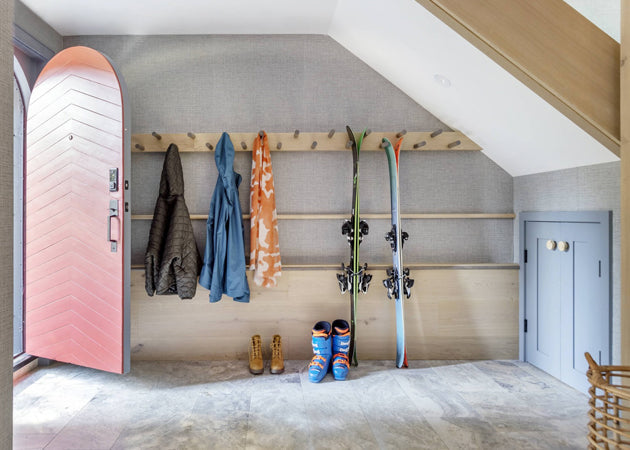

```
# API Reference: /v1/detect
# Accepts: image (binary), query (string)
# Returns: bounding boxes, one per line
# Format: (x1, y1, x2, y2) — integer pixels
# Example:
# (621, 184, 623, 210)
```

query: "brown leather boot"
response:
(249, 334, 263, 375)
(270, 334, 284, 374)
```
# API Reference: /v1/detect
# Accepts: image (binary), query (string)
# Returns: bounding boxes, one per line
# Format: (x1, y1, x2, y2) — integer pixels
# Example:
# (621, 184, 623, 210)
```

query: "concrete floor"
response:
(13, 359, 588, 449)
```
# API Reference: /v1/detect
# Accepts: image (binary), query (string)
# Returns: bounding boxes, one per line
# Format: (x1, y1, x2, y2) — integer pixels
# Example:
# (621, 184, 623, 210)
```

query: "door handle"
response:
(108, 199, 119, 252)
(558, 241, 569, 252)
(546, 240, 557, 250)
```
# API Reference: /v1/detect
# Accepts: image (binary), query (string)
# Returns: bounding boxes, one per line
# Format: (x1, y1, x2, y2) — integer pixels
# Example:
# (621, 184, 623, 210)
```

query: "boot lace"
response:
(272, 338, 282, 359)
(250, 336, 261, 359)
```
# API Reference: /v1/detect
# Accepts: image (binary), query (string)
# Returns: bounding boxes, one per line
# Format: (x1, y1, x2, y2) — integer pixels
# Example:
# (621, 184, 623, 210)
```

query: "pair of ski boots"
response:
(308, 320, 350, 383)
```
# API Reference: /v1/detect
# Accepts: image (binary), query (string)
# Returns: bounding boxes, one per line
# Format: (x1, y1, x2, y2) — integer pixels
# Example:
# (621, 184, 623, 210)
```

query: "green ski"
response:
(337, 126, 372, 366)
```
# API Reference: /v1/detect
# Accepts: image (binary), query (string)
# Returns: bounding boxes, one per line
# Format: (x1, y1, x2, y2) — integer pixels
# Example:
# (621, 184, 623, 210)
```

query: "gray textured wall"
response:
(514, 161, 621, 362)
(14, 0, 62, 54)
(63, 35, 513, 266)
(1, 0, 13, 447)
(14, 1, 63, 90)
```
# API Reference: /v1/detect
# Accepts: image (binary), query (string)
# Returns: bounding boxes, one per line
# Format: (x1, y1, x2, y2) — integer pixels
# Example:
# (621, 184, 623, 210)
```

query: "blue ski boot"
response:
(308, 321, 332, 383)
(331, 319, 351, 381)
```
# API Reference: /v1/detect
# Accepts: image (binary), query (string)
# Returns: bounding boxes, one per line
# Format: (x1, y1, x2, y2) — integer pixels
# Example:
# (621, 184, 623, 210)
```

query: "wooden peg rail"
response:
(131, 131, 481, 152)
(130, 262, 519, 270)
(131, 213, 515, 221)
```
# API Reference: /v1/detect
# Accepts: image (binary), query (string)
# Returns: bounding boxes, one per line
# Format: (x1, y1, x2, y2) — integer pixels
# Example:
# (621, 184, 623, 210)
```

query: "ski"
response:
(336, 126, 371, 367)
(382, 137, 414, 368)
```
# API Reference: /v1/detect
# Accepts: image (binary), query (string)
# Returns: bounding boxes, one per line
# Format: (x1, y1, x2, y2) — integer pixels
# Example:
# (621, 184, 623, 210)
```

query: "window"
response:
(13, 56, 28, 357)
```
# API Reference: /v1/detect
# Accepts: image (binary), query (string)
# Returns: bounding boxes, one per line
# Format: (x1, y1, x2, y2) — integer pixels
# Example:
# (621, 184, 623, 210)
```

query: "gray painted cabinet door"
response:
(525, 221, 562, 379)
(560, 221, 609, 391)
(523, 213, 610, 393)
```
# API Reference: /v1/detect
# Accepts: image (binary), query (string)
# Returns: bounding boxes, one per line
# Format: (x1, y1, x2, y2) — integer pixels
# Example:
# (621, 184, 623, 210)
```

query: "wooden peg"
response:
(294, 130, 300, 138)
(311, 141, 318, 149)
(328, 129, 335, 138)
(380, 141, 388, 149)
(241, 141, 248, 150)
(448, 140, 461, 149)
(151, 131, 162, 140)
(413, 141, 427, 149)
(187, 132, 196, 139)
(205, 142, 214, 150)
(365, 129, 372, 136)
(276, 142, 282, 150)
(258, 130, 265, 139)
(396, 130, 407, 138)
(430, 129, 443, 138)
(346, 140, 352, 149)
(134, 144, 145, 151)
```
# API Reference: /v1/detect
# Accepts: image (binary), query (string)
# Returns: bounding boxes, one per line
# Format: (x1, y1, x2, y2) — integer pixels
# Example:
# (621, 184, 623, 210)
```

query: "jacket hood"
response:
(159, 143, 185, 197)
(215, 132, 238, 198)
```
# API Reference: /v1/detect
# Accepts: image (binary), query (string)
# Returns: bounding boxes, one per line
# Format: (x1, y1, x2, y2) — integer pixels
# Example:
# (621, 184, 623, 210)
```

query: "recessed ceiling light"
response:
(433, 74, 451, 88)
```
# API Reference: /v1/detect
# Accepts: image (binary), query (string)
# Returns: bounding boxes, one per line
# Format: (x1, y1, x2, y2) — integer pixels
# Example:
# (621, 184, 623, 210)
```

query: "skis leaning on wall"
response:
(336, 126, 372, 367)
(382, 137, 414, 368)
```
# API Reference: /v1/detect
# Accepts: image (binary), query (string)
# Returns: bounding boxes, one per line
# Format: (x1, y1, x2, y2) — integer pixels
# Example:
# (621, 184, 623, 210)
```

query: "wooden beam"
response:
(415, 0, 620, 155)
(621, 0, 630, 364)
(131, 131, 481, 152)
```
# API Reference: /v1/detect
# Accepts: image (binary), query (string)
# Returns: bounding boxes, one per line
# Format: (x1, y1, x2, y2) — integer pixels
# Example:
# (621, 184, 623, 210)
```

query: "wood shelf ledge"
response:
(131, 131, 481, 152)
(131, 263, 519, 271)
(131, 213, 515, 221)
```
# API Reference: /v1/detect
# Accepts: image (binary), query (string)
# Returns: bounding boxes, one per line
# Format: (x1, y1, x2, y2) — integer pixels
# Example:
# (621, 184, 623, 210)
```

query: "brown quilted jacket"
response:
(144, 144, 201, 299)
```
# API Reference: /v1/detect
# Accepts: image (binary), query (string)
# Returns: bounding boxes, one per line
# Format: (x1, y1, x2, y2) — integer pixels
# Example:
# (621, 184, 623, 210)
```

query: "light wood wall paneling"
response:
(131, 131, 481, 152)
(130, 268, 518, 361)
(416, 0, 620, 155)
(621, 0, 630, 365)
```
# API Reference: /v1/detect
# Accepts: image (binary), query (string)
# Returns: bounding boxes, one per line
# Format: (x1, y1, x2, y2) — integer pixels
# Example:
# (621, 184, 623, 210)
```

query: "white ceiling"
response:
(563, 0, 620, 42)
(20, 0, 340, 35)
(21, 0, 619, 176)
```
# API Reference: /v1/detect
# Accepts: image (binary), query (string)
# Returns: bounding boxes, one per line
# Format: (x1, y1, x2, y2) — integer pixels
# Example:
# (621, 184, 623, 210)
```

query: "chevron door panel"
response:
(25, 46, 129, 374)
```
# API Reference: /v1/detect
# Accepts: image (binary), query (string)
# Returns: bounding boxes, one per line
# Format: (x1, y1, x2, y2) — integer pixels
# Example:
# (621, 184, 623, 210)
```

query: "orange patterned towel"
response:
(250, 132, 281, 287)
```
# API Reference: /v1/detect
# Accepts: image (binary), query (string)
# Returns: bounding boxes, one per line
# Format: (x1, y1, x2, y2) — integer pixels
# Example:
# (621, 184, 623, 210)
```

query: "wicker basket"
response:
(586, 352, 630, 449)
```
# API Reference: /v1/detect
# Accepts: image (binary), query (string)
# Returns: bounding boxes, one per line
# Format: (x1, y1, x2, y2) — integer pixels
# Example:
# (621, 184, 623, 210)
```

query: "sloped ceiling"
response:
(21, 0, 619, 176)
(563, 0, 620, 42)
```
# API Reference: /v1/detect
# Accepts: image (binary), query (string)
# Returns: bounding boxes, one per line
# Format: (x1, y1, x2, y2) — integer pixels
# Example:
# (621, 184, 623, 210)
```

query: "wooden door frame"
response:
(519, 210, 612, 361)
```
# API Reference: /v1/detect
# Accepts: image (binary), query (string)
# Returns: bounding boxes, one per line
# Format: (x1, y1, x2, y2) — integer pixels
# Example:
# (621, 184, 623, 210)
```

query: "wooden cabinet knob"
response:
(558, 241, 570, 252)
(546, 240, 557, 250)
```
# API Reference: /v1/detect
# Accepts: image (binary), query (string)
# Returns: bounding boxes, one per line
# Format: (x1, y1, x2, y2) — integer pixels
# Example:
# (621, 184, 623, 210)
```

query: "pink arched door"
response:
(24, 46, 130, 374)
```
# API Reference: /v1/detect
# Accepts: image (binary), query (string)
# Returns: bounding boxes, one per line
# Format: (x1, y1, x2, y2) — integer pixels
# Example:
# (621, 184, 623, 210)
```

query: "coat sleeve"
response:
(171, 200, 201, 299)
(199, 180, 219, 291)
(144, 197, 168, 296)
(144, 254, 156, 296)
(225, 172, 250, 303)
(209, 209, 228, 303)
